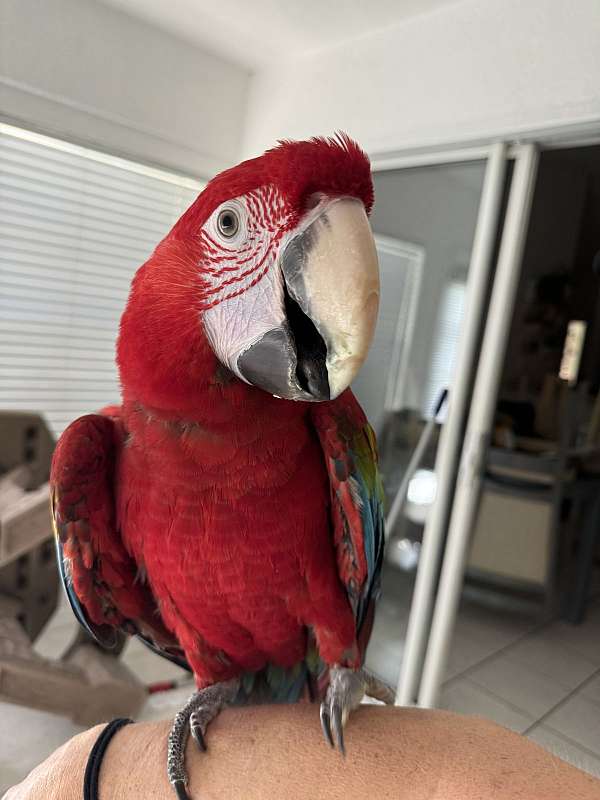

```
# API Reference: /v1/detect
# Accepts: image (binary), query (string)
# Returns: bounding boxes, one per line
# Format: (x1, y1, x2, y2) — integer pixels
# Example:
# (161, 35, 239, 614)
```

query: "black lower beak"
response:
(236, 286, 330, 402)
(237, 327, 299, 398)
(283, 285, 330, 400)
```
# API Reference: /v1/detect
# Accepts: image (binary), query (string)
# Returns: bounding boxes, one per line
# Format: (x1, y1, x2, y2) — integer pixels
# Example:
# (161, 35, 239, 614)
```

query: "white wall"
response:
(3, 0, 598, 177)
(242, 0, 600, 158)
(0, 0, 250, 177)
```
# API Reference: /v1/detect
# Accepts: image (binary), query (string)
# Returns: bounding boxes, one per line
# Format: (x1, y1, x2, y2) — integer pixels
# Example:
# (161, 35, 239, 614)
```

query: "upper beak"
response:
(237, 197, 380, 401)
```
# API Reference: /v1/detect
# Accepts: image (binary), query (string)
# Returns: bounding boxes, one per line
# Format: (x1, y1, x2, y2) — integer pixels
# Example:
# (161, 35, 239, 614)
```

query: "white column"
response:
(417, 143, 539, 708)
(396, 143, 509, 705)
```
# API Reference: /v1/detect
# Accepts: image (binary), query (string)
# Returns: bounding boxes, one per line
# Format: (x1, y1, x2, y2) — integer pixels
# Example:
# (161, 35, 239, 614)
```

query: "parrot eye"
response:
(217, 208, 239, 238)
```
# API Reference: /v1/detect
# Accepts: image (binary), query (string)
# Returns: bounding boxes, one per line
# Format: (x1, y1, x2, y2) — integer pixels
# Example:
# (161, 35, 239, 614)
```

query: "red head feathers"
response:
(117, 134, 378, 418)
(172, 133, 373, 240)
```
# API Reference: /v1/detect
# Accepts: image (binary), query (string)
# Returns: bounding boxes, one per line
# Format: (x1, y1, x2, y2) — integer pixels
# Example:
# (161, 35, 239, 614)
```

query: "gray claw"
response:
(320, 666, 371, 755)
(320, 702, 334, 748)
(332, 703, 345, 756)
(173, 779, 191, 800)
(190, 713, 207, 752)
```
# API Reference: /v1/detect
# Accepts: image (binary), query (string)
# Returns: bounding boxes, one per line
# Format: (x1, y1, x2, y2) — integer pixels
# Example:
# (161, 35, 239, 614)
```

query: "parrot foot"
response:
(167, 678, 239, 800)
(320, 667, 395, 755)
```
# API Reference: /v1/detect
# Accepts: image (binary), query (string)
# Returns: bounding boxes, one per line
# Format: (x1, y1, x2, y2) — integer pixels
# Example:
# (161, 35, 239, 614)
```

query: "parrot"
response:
(50, 133, 393, 800)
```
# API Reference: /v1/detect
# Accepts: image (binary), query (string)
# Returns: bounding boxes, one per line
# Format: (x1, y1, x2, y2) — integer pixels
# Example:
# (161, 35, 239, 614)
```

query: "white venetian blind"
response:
(0, 123, 203, 438)
(422, 279, 467, 418)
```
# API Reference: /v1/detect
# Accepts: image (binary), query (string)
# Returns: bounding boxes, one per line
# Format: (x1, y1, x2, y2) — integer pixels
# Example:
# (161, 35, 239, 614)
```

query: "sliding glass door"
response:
(417, 144, 539, 707)
(353, 142, 542, 710)
(351, 154, 498, 692)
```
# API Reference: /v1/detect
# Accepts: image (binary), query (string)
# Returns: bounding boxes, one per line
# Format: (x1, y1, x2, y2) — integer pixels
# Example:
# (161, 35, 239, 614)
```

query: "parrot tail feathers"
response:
(235, 652, 323, 705)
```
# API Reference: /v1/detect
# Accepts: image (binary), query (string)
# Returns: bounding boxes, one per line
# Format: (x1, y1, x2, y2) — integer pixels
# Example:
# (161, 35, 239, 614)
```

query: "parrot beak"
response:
(237, 197, 379, 401)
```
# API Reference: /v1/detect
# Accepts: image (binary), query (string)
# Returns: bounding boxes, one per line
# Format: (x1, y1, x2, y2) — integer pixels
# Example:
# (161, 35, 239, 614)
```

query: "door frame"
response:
(369, 115, 600, 172)
(368, 116, 600, 708)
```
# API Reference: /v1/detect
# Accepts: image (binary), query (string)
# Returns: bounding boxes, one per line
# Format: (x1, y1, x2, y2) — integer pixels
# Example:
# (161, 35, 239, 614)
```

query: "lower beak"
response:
(237, 197, 379, 401)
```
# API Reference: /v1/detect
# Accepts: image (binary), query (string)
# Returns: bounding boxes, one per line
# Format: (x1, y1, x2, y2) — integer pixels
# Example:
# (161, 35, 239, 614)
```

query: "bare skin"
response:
(4, 706, 600, 800)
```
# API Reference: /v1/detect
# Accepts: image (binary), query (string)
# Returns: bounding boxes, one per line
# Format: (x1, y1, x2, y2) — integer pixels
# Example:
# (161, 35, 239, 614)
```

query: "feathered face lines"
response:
(199, 189, 380, 404)
(197, 185, 292, 310)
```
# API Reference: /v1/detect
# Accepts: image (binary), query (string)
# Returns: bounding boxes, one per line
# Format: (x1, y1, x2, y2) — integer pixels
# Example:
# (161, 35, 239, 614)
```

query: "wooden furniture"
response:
(0, 411, 146, 725)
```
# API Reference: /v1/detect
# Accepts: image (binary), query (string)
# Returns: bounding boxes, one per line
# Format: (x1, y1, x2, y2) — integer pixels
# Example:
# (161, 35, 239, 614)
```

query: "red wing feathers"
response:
(51, 414, 183, 658)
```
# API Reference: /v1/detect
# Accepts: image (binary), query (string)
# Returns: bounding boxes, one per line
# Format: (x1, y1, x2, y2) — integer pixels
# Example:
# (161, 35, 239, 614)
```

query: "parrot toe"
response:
(319, 702, 336, 749)
(320, 667, 395, 755)
(319, 666, 366, 755)
(320, 693, 346, 754)
(190, 708, 209, 752)
(172, 779, 192, 800)
(364, 672, 396, 705)
(167, 679, 239, 799)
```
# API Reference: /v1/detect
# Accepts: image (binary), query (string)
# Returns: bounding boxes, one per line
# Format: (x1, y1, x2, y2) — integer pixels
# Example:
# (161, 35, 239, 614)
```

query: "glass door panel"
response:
(350, 160, 488, 689)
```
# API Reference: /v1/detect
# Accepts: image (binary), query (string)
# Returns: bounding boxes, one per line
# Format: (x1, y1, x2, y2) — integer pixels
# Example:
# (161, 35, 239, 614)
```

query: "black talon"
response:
(320, 703, 334, 748)
(173, 779, 191, 800)
(332, 704, 345, 756)
(191, 725, 207, 752)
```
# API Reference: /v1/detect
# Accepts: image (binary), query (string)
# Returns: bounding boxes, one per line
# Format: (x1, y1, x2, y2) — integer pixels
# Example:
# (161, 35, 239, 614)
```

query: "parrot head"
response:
(118, 134, 379, 411)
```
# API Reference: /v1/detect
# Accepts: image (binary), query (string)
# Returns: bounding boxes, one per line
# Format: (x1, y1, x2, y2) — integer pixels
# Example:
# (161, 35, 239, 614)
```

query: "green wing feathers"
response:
(311, 390, 385, 644)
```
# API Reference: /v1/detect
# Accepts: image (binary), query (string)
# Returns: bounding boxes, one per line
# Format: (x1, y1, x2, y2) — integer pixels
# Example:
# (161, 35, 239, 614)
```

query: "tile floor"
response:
(2, 569, 600, 794)
(366, 566, 600, 781)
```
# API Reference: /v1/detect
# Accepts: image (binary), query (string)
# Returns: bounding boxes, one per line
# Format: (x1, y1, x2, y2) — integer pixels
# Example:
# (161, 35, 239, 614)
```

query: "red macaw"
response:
(51, 134, 392, 800)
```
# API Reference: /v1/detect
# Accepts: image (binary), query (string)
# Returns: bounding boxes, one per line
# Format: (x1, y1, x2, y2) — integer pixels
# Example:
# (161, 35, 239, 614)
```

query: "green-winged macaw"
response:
(51, 134, 392, 799)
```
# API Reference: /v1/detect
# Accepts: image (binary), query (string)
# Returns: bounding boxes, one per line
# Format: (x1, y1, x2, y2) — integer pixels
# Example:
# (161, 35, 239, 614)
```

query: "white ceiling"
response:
(99, 0, 460, 69)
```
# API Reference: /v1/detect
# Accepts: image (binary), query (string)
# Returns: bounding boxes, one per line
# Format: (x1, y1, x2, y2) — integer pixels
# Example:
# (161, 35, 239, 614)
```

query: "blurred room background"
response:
(1, 0, 600, 792)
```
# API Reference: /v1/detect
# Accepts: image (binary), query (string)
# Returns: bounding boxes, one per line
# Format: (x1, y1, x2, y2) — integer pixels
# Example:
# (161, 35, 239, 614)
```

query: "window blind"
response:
(422, 279, 467, 418)
(0, 124, 203, 438)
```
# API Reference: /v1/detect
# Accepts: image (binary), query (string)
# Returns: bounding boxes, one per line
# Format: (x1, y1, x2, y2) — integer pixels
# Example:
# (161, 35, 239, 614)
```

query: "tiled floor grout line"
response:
(521, 665, 600, 736)
(455, 675, 539, 720)
(444, 615, 558, 687)
(534, 723, 600, 761)
(440, 608, 600, 732)
(447, 604, 600, 690)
